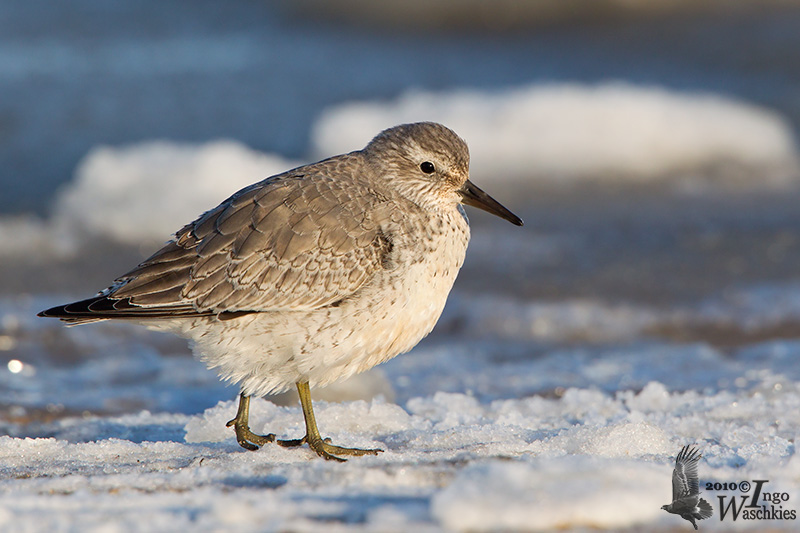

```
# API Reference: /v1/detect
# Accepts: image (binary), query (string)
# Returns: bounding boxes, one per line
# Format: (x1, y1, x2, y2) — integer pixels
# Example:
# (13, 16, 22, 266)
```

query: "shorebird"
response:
(39, 122, 523, 461)
(662, 445, 714, 529)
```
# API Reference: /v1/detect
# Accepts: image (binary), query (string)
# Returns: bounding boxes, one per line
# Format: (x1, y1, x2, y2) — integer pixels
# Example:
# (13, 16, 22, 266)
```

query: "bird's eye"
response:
(420, 161, 435, 174)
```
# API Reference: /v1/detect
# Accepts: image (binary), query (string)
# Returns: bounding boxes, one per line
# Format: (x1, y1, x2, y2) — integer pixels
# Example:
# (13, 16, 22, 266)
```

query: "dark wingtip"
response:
(38, 295, 214, 322)
(38, 305, 66, 318)
(38, 298, 106, 319)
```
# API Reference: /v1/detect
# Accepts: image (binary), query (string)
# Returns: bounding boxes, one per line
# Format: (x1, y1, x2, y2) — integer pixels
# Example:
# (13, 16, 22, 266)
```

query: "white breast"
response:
(180, 207, 471, 397)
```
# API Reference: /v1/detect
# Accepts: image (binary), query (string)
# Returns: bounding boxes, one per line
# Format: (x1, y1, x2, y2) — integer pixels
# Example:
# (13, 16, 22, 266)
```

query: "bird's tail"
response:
(697, 498, 714, 520)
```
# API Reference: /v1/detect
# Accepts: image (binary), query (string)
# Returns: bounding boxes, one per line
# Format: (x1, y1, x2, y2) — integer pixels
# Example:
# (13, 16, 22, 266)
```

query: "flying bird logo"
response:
(661, 445, 714, 529)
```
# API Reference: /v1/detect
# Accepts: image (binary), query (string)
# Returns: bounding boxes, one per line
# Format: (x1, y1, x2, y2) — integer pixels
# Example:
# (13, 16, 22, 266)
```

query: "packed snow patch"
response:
(313, 83, 798, 183)
(0, 140, 300, 256)
(54, 140, 301, 248)
(431, 458, 667, 531)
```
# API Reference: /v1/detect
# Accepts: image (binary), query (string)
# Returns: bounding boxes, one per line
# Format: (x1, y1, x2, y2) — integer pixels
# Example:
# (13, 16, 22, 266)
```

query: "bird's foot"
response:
(226, 417, 276, 451)
(277, 435, 383, 462)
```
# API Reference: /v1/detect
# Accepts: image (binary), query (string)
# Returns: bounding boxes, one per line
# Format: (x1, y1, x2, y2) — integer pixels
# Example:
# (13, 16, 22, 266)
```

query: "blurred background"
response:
(2, 0, 800, 427)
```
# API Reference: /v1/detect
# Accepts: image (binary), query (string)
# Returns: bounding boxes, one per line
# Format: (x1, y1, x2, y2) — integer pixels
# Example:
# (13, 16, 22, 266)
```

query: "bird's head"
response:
(364, 122, 522, 226)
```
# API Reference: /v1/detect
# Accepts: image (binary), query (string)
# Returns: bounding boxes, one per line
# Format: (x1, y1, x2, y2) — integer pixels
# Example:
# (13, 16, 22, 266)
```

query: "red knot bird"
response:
(39, 122, 523, 461)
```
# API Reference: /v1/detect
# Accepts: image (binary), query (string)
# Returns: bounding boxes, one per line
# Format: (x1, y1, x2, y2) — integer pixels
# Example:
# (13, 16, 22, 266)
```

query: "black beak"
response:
(458, 180, 523, 226)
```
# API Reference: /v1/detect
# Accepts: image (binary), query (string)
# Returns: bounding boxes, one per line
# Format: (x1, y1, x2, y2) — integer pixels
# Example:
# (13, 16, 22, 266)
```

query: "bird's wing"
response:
(672, 445, 702, 500)
(43, 158, 400, 322)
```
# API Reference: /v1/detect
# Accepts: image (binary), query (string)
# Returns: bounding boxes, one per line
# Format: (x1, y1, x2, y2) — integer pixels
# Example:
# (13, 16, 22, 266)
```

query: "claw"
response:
(307, 437, 382, 462)
(277, 433, 382, 460)
(228, 394, 276, 451)
(290, 382, 383, 461)
(276, 436, 306, 448)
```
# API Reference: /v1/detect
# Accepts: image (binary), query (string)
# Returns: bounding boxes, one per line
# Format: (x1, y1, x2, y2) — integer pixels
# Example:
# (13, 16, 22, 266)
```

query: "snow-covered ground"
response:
(313, 83, 798, 183)
(2, 381, 797, 532)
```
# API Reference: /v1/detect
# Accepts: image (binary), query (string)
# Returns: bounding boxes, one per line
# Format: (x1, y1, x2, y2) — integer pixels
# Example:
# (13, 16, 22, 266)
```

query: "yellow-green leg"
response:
(226, 393, 276, 451)
(276, 381, 383, 462)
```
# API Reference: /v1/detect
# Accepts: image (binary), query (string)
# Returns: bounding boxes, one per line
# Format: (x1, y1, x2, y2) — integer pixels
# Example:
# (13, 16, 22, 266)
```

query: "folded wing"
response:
(40, 158, 397, 323)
